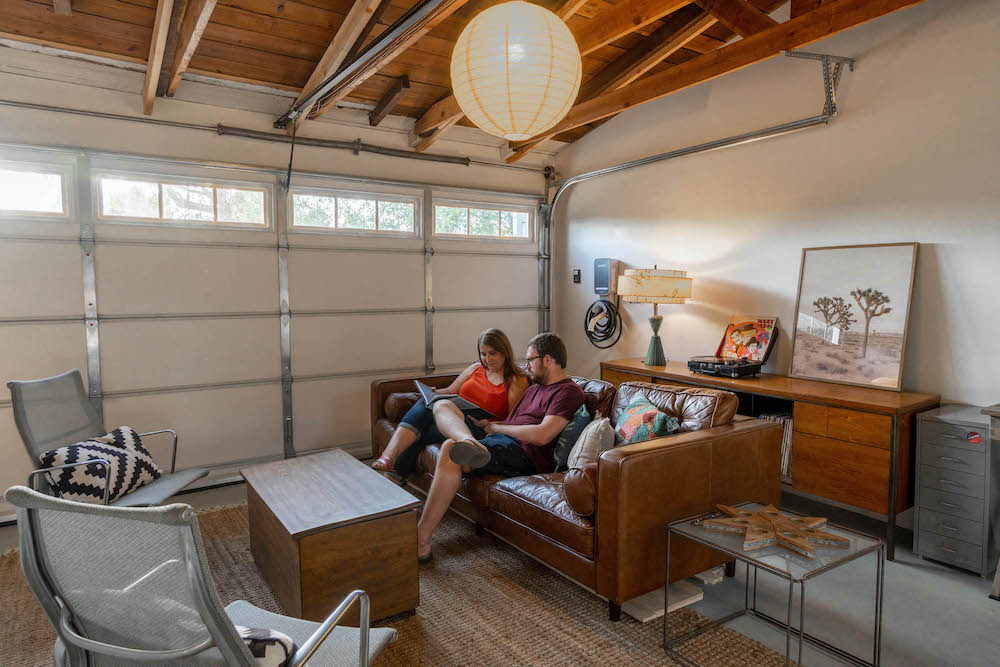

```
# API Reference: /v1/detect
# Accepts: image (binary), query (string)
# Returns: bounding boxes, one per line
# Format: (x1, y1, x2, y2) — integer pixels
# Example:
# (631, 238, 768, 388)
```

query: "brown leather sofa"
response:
(371, 374, 782, 620)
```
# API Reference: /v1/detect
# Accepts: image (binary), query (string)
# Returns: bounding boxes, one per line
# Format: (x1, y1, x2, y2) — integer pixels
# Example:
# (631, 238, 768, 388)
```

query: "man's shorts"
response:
(474, 434, 537, 477)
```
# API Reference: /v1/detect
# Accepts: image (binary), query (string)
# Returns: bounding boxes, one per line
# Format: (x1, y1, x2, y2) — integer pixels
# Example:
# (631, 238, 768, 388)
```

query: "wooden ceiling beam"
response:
(142, 0, 173, 115)
(790, 0, 823, 18)
(693, 0, 778, 38)
(410, 114, 462, 151)
(296, 0, 383, 122)
(509, 0, 929, 157)
(572, 0, 692, 56)
(343, 0, 392, 67)
(412, 94, 463, 136)
(52, 0, 72, 16)
(165, 0, 217, 96)
(554, 0, 590, 20)
(304, 0, 470, 123)
(369, 75, 410, 126)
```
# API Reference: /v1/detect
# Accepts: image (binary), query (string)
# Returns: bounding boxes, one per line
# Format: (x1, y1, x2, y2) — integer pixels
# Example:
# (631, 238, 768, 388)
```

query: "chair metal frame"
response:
(9, 486, 376, 667)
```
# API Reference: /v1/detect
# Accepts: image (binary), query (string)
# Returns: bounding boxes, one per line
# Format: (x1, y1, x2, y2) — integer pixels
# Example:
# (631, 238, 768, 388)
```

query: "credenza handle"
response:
(938, 501, 962, 510)
(938, 545, 958, 554)
(938, 456, 965, 464)
(938, 523, 959, 532)
(938, 479, 964, 488)
(941, 435, 962, 440)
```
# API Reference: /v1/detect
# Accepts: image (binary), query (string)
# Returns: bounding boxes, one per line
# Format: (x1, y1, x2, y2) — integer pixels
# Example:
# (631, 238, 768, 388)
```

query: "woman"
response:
(372, 328, 529, 478)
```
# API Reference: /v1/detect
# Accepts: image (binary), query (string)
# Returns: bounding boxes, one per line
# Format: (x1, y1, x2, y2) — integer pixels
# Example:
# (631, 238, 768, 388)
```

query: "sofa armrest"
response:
(370, 374, 459, 456)
(594, 418, 782, 604)
(564, 464, 598, 517)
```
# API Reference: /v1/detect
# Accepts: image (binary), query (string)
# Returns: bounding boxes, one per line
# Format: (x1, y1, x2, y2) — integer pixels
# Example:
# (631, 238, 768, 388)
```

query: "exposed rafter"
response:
(343, 0, 392, 67)
(166, 0, 217, 97)
(554, 0, 590, 20)
(694, 0, 778, 38)
(52, 0, 71, 16)
(369, 75, 410, 126)
(142, 0, 173, 115)
(572, 0, 692, 56)
(790, 0, 823, 18)
(509, 0, 928, 158)
(410, 114, 462, 151)
(295, 0, 384, 122)
(286, 0, 471, 126)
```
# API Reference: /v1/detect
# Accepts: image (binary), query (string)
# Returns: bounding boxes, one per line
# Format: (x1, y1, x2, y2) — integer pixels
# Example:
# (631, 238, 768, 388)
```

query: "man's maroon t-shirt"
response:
(505, 378, 585, 473)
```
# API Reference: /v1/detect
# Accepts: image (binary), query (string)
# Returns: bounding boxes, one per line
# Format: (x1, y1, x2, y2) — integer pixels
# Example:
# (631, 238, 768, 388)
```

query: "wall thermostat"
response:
(594, 258, 621, 296)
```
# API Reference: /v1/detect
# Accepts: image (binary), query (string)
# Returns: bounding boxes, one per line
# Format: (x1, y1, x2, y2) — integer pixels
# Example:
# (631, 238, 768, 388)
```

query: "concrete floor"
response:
(3, 484, 997, 665)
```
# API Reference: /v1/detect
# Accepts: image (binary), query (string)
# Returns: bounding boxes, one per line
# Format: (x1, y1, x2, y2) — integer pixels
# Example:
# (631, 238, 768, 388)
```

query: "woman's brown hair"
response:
(477, 328, 528, 386)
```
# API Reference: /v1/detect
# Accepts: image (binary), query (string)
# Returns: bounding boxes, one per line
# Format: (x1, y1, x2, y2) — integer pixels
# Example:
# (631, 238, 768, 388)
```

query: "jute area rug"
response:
(1, 503, 790, 666)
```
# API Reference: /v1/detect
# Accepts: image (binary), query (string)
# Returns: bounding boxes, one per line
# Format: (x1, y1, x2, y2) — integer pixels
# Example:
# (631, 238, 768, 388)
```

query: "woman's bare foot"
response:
(371, 455, 393, 471)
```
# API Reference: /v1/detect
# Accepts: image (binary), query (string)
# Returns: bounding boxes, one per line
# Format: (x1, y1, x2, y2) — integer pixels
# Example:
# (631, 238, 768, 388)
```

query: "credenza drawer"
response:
(918, 534, 983, 572)
(918, 465, 984, 499)
(918, 487, 984, 521)
(919, 444, 985, 474)
(918, 508, 983, 546)
(790, 432, 889, 514)
(793, 402, 891, 449)
(920, 421, 988, 452)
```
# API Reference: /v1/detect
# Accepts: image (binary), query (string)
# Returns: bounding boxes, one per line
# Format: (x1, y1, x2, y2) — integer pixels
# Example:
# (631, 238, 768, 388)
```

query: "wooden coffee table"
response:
(241, 449, 421, 624)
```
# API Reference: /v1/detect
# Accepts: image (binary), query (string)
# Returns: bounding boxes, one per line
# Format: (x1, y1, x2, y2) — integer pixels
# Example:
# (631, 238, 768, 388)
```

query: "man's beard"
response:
(529, 367, 548, 384)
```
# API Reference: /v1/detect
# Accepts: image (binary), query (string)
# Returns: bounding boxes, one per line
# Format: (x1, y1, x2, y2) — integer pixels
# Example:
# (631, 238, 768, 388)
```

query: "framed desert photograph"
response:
(789, 242, 919, 391)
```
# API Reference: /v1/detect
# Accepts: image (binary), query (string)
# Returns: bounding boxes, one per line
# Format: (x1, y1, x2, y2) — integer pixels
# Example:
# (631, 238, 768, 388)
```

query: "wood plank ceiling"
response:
(0, 0, 928, 161)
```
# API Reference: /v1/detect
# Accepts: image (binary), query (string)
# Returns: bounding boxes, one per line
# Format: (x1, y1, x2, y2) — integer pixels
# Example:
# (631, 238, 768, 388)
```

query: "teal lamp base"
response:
(643, 315, 667, 366)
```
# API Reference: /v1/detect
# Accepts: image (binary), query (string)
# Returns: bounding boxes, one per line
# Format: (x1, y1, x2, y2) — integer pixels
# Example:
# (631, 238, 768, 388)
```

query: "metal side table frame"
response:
(664, 503, 885, 667)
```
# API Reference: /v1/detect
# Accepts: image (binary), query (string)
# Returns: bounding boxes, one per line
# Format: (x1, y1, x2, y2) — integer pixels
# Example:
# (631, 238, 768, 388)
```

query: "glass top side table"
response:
(664, 502, 885, 667)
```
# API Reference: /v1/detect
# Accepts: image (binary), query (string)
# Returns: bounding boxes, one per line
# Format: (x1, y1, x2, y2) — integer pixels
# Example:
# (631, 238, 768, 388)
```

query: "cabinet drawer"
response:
(918, 508, 983, 546)
(918, 465, 984, 499)
(917, 533, 983, 572)
(920, 421, 988, 452)
(791, 432, 889, 514)
(919, 444, 985, 474)
(918, 487, 984, 521)
(793, 402, 891, 449)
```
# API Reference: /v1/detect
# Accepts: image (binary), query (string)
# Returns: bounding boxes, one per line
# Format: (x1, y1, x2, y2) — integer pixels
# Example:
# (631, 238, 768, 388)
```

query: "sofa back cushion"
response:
(569, 376, 617, 419)
(612, 382, 737, 432)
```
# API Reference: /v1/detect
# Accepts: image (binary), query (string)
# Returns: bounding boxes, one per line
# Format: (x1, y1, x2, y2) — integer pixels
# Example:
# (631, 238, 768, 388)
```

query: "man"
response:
(416, 332, 585, 562)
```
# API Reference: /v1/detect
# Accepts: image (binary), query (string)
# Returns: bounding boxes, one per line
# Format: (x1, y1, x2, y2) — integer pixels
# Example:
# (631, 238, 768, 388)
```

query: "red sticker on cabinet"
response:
(967, 432, 982, 444)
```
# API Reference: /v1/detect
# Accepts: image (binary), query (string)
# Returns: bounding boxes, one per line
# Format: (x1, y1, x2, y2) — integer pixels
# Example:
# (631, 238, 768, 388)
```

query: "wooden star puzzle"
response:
(699, 504, 850, 559)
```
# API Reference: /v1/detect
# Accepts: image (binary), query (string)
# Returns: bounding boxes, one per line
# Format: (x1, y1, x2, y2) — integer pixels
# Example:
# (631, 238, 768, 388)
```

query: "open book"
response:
(415, 380, 499, 421)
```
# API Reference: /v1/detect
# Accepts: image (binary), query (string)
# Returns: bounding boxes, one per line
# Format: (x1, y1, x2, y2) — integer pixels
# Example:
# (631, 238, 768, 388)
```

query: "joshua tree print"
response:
(813, 296, 855, 344)
(850, 288, 892, 358)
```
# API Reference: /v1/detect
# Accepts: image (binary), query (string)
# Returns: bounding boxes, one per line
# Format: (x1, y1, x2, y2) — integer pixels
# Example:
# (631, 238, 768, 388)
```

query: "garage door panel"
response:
(96, 245, 277, 314)
(104, 384, 282, 469)
(433, 311, 538, 368)
(0, 242, 83, 316)
(292, 314, 424, 375)
(432, 255, 538, 308)
(100, 318, 279, 392)
(0, 323, 86, 387)
(289, 251, 423, 310)
(293, 376, 375, 453)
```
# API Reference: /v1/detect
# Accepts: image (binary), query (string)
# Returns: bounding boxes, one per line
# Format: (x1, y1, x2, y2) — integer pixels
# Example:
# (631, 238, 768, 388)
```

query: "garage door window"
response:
(291, 190, 417, 235)
(433, 201, 532, 240)
(0, 166, 66, 215)
(97, 175, 268, 227)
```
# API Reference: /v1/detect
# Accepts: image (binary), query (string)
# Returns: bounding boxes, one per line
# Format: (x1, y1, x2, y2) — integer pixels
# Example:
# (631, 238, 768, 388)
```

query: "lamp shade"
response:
(617, 269, 692, 304)
(450, 1, 582, 141)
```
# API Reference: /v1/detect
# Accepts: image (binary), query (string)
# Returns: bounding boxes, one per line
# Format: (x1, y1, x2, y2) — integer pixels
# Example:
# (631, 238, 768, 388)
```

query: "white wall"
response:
(553, 0, 1000, 406)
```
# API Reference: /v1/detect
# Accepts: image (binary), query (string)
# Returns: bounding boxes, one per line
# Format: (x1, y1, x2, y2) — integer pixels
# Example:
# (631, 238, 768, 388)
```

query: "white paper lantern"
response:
(450, 1, 582, 141)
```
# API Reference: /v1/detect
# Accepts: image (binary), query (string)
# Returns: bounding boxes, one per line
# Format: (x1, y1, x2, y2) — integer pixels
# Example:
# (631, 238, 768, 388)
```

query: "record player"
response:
(688, 316, 778, 378)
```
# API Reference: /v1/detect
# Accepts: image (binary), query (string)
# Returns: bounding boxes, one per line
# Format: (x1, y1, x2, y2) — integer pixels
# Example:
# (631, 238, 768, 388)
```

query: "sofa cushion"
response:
(418, 444, 503, 508)
(384, 392, 421, 423)
(563, 464, 598, 517)
(612, 382, 737, 432)
(570, 376, 617, 419)
(489, 474, 594, 558)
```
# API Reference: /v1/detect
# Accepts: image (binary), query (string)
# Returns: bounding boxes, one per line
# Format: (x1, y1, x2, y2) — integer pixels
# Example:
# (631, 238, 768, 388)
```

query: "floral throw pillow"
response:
(614, 393, 679, 444)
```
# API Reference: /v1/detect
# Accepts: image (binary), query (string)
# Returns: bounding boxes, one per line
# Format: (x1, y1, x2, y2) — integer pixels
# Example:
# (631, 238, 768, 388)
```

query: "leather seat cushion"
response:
(419, 444, 503, 509)
(489, 474, 594, 558)
(612, 382, 737, 432)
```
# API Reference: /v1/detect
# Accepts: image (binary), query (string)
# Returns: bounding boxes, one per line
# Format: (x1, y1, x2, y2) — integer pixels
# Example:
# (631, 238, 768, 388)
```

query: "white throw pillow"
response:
(566, 417, 615, 469)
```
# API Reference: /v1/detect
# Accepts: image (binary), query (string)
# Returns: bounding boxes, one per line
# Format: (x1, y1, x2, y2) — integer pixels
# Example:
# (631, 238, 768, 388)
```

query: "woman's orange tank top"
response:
(459, 365, 510, 419)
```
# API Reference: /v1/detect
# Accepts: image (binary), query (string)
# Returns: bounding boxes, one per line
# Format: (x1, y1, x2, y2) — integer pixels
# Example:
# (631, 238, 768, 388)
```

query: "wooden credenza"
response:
(600, 358, 940, 559)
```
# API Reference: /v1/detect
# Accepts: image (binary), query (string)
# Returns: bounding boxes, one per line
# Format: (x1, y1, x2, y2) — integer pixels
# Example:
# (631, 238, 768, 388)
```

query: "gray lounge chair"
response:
(8, 369, 208, 505)
(5, 485, 397, 666)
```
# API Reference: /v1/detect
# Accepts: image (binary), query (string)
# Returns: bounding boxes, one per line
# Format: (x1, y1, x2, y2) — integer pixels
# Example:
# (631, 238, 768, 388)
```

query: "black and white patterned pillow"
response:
(234, 626, 296, 667)
(38, 427, 162, 504)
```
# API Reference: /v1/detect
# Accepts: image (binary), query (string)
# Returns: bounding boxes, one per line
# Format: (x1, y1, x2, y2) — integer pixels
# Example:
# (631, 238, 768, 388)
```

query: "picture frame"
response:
(788, 242, 919, 391)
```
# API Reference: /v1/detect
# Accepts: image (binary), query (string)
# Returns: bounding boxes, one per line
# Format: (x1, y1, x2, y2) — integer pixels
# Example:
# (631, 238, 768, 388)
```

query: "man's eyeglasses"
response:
(525, 356, 542, 363)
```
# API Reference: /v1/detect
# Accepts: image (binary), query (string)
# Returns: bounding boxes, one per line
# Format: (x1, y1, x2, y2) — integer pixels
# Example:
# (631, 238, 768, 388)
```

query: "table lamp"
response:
(617, 268, 692, 366)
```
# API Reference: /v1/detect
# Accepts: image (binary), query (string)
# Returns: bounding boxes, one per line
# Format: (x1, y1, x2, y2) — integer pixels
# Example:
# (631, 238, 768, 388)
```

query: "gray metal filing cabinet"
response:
(915, 405, 998, 577)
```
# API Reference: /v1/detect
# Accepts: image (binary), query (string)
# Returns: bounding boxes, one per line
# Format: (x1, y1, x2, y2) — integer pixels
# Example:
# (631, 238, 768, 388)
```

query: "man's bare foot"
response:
(418, 538, 433, 564)
(448, 439, 491, 469)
